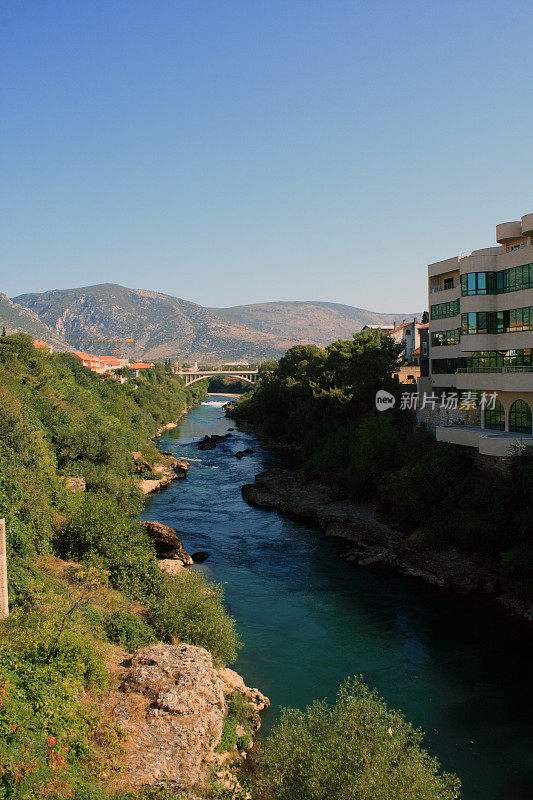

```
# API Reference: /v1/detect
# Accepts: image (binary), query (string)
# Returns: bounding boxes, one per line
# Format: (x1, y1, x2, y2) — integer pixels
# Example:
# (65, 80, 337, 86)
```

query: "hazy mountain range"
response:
(6, 284, 417, 362)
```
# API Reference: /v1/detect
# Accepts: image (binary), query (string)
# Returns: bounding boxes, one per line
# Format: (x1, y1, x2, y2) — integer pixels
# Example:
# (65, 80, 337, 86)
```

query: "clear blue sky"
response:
(1, 0, 531, 311)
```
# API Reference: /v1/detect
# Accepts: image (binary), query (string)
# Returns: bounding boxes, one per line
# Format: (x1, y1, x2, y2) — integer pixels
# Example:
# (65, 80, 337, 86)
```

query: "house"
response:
(389, 318, 420, 362)
(129, 362, 154, 378)
(32, 340, 52, 353)
(72, 350, 104, 373)
(426, 211, 533, 456)
(413, 323, 429, 376)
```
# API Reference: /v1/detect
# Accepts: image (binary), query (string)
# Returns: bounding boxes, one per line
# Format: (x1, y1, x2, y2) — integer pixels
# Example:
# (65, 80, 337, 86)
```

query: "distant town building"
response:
(72, 351, 128, 375)
(129, 362, 154, 377)
(32, 340, 53, 353)
(424, 212, 533, 456)
(362, 320, 422, 363)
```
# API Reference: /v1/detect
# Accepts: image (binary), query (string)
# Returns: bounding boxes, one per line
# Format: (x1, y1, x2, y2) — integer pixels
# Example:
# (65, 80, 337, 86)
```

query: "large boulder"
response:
(173, 458, 191, 478)
(197, 434, 232, 450)
(109, 643, 270, 791)
(141, 521, 194, 565)
(111, 643, 226, 788)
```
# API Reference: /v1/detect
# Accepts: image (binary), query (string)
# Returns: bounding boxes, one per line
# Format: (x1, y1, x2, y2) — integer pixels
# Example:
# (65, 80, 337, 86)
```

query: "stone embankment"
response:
(242, 468, 533, 621)
(108, 642, 269, 793)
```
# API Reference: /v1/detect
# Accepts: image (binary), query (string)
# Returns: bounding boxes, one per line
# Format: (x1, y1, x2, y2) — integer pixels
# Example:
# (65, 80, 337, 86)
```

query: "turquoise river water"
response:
(141, 396, 533, 800)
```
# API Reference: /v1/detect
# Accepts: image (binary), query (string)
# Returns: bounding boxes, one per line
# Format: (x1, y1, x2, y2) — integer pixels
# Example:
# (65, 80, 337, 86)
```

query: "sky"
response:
(1, 0, 532, 312)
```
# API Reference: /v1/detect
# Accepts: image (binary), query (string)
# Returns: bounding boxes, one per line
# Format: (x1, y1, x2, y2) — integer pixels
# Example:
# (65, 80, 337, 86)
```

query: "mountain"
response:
(210, 301, 418, 346)
(14, 284, 305, 362)
(0, 292, 71, 350)
(14, 284, 417, 362)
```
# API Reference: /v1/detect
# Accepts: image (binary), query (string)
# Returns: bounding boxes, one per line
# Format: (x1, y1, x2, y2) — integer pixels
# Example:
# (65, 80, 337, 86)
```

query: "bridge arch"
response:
(177, 370, 258, 386)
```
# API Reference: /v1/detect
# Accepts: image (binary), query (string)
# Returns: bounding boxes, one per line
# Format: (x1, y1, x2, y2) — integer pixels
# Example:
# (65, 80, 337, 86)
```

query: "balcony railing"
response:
(429, 282, 457, 293)
(456, 366, 533, 374)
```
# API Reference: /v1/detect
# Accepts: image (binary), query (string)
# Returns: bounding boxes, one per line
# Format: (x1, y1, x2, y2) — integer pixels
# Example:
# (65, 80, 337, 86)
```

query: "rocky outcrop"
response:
(108, 643, 269, 792)
(111, 643, 226, 789)
(218, 667, 269, 715)
(242, 469, 533, 621)
(197, 433, 232, 451)
(235, 449, 254, 459)
(139, 456, 191, 494)
(141, 521, 194, 565)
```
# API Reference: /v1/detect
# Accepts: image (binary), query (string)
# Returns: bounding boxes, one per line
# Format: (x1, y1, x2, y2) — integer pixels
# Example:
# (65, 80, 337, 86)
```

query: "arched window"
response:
(484, 398, 505, 431)
(509, 399, 533, 434)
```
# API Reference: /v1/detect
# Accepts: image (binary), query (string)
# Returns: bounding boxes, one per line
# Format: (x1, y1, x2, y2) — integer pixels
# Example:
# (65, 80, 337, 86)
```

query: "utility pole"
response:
(0, 519, 8, 619)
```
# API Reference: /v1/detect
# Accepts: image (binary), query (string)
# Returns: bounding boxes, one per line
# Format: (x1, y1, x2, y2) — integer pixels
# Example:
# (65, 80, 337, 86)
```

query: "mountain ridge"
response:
(13, 284, 418, 361)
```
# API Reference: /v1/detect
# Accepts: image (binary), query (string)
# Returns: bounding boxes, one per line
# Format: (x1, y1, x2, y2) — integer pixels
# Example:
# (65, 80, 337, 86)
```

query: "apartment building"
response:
(426, 212, 533, 456)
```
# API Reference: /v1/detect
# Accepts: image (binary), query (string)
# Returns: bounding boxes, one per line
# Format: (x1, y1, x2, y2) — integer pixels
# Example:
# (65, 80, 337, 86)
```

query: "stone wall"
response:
(416, 403, 481, 433)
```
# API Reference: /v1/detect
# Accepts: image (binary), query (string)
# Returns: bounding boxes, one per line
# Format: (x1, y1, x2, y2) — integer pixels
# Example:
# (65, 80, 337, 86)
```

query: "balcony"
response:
(455, 366, 533, 392)
(436, 425, 533, 456)
(429, 281, 457, 294)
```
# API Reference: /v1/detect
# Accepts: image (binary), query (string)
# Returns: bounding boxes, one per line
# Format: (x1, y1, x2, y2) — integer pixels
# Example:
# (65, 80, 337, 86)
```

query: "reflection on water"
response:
(142, 397, 533, 800)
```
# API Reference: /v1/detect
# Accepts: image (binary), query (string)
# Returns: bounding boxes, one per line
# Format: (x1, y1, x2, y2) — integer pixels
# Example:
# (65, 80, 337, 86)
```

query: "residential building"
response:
(72, 351, 128, 375)
(129, 362, 154, 378)
(361, 324, 394, 333)
(427, 212, 533, 456)
(32, 340, 53, 353)
(390, 318, 420, 362)
(413, 323, 429, 376)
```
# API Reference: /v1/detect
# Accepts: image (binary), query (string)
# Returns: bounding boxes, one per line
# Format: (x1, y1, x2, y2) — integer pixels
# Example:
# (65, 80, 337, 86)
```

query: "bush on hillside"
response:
(61, 492, 163, 602)
(255, 677, 461, 800)
(103, 610, 157, 651)
(149, 570, 240, 665)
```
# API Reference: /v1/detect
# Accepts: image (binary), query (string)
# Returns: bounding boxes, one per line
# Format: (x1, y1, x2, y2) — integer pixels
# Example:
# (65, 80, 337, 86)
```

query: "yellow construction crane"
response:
(80, 337, 135, 357)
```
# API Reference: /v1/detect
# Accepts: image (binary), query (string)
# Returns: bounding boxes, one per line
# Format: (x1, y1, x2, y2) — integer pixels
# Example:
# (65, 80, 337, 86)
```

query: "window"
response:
(461, 264, 533, 296)
(484, 399, 505, 431)
(431, 358, 458, 374)
(461, 307, 533, 335)
(431, 329, 460, 347)
(466, 349, 533, 372)
(431, 300, 460, 319)
(509, 400, 532, 434)
(444, 277, 454, 290)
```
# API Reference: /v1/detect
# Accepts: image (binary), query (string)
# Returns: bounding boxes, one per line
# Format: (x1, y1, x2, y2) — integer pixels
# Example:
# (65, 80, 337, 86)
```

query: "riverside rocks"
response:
(197, 433, 232, 450)
(109, 643, 269, 791)
(139, 455, 191, 494)
(242, 468, 533, 621)
(140, 521, 194, 565)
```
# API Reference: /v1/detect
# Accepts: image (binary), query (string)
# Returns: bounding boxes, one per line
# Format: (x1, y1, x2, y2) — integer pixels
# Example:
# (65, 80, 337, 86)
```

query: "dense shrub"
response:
(255, 678, 461, 800)
(0, 606, 117, 800)
(103, 610, 157, 650)
(233, 335, 533, 598)
(61, 492, 163, 602)
(149, 570, 240, 665)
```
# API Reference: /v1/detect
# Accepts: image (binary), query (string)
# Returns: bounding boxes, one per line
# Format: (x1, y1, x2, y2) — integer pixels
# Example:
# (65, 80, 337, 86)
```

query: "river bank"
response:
(143, 396, 533, 800)
(241, 468, 533, 622)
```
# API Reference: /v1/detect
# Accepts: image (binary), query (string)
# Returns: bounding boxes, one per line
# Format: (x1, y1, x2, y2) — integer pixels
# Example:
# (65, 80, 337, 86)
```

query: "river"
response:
(141, 396, 533, 800)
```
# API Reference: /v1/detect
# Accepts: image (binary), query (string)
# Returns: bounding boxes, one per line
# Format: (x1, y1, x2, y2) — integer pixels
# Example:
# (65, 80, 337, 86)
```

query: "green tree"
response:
(256, 678, 461, 800)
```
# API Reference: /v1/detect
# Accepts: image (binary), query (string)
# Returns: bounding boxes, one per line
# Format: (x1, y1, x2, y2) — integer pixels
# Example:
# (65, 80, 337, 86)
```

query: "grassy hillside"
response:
(0, 333, 245, 798)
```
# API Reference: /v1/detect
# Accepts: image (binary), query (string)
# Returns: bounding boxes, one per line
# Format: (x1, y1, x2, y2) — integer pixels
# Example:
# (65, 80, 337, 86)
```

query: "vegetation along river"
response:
(141, 396, 533, 800)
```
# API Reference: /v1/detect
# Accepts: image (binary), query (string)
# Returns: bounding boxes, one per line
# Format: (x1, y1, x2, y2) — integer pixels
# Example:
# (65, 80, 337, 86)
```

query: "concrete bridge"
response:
(177, 369, 259, 386)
